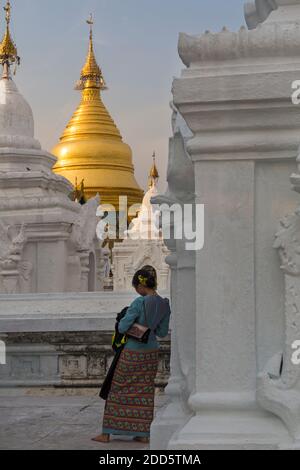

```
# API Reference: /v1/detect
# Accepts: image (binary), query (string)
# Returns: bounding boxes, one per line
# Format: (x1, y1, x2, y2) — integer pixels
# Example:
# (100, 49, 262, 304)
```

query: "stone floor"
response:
(0, 388, 168, 450)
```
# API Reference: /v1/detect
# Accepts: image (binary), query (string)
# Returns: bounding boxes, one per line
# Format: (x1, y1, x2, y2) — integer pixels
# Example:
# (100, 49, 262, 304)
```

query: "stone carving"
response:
(114, 240, 169, 293)
(71, 195, 100, 252)
(97, 246, 109, 291)
(0, 222, 30, 294)
(244, 1, 300, 30)
(258, 207, 300, 444)
(244, 0, 277, 29)
(87, 355, 106, 377)
(274, 213, 300, 277)
(60, 355, 87, 379)
(161, 103, 194, 205)
(0, 221, 25, 260)
(11, 356, 40, 378)
(69, 195, 103, 291)
(0, 331, 170, 388)
(18, 261, 33, 283)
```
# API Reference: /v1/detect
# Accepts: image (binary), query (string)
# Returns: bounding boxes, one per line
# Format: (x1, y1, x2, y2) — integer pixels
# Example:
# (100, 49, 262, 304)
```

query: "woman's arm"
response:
(118, 298, 143, 334)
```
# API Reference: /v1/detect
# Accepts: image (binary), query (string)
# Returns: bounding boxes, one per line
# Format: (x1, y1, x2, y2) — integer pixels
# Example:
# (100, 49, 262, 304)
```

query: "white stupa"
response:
(112, 153, 170, 292)
(0, 1, 104, 294)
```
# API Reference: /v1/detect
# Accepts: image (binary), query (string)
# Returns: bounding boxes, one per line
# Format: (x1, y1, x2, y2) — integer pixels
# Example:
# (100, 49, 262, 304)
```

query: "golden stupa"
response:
(52, 16, 143, 210)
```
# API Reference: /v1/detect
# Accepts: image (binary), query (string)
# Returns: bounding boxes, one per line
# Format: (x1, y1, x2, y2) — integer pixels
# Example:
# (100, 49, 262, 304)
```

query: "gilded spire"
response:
(75, 14, 106, 91)
(0, 1, 20, 78)
(52, 13, 144, 211)
(149, 152, 159, 188)
(4, 0, 10, 23)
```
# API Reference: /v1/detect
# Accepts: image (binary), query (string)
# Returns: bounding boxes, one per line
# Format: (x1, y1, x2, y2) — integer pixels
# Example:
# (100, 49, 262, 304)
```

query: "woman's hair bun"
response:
(132, 269, 157, 289)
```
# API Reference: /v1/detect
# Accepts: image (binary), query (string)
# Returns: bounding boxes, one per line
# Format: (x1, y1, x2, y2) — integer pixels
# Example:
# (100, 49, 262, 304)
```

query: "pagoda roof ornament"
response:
(244, 1, 300, 30)
(70, 178, 87, 205)
(244, 0, 276, 29)
(0, 1, 20, 78)
(149, 152, 159, 188)
(75, 14, 107, 91)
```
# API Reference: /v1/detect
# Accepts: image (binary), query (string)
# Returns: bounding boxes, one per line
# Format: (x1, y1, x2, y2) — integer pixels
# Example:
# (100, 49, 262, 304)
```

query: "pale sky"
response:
(7, 0, 246, 191)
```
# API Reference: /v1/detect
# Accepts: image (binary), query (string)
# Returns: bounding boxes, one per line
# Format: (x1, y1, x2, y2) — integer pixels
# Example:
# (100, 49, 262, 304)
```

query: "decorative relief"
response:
(1, 332, 170, 388)
(82, 89, 99, 101)
(71, 195, 100, 252)
(155, 104, 194, 206)
(10, 356, 40, 378)
(258, 207, 300, 441)
(70, 195, 103, 291)
(0, 222, 30, 293)
(87, 355, 106, 377)
(274, 213, 300, 276)
(60, 355, 88, 379)
(0, 221, 25, 260)
(19, 261, 33, 281)
(244, 0, 277, 30)
(273, 212, 300, 387)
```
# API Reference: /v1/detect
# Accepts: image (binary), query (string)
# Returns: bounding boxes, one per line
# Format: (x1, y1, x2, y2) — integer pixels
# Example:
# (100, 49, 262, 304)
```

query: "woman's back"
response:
(119, 294, 171, 351)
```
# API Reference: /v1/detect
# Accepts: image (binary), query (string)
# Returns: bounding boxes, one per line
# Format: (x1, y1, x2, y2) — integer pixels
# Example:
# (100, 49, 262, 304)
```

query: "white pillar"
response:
(151, 123, 196, 449)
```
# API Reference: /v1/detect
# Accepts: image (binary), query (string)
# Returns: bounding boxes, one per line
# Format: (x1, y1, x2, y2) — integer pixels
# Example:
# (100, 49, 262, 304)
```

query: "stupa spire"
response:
(149, 152, 159, 188)
(75, 14, 107, 91)
(52, 14, 143, 210)
(0, 1, 20, 79)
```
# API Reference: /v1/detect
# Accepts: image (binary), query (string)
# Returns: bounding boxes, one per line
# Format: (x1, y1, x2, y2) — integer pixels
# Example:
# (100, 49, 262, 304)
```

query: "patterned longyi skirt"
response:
(102, 348, 159, 437)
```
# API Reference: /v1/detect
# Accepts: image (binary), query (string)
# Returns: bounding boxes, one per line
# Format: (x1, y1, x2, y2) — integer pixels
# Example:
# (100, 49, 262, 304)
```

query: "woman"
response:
(92, 268, 171, 444)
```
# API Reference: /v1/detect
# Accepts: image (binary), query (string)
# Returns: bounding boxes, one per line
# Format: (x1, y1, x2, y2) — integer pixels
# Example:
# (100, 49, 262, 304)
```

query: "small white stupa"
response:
(112, 153, 170, 292)
(0, 2, 104, 294)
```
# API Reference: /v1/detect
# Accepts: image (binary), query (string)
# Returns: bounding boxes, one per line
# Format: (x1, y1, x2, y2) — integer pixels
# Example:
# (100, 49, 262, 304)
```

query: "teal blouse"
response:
(118, 295, 171, 351)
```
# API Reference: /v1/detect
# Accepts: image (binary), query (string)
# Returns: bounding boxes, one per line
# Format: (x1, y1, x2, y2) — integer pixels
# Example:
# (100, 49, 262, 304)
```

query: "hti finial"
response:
(4, 1, 11, 25)
(75, 14, 107, 92)
(87, 13, 94, 40)
(149, 151, 159, 187)
(0, 1, 20, 78)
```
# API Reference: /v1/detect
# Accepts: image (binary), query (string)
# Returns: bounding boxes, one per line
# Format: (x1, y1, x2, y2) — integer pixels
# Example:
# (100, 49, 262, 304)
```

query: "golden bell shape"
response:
(52, 19, 143, 211)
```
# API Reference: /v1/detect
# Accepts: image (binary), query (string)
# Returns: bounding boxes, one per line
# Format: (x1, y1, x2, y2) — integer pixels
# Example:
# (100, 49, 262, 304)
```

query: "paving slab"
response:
(0, 388, 168, 450)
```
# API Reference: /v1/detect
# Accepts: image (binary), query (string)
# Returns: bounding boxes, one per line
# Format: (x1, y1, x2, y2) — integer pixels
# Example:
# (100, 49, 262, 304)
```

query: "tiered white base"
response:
(152, 408, 293, 450)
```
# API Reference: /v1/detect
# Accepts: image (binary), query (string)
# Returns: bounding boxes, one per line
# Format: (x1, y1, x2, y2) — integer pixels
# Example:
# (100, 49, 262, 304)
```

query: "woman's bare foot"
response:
(133, 436, 150, 444)
(92, 433, 110, 443)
